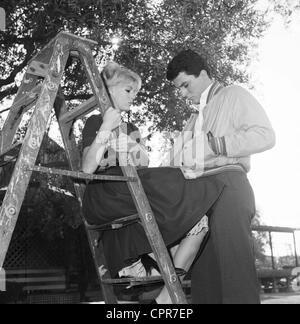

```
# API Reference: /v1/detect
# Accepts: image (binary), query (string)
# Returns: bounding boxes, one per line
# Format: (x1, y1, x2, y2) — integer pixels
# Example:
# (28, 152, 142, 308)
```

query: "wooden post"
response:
(293, 231, 299, 267)
(269, 231, 276, 270)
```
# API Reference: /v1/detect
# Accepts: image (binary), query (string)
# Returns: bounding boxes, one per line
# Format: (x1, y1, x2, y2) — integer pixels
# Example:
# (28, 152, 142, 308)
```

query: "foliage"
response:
(0, 0, 268, 132)
(24, 136, 83, 238)
(252, 211, 270, 268)
(23, 179, 82, 241)
(272, 0, 300, 25)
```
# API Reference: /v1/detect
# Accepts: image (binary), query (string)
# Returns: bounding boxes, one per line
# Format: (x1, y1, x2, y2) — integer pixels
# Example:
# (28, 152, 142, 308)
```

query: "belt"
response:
(201, 164, 246, 177)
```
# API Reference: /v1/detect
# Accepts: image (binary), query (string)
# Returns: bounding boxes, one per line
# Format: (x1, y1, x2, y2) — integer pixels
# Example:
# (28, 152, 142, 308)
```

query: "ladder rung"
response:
(70, 51, 80, 58)
(182, 280, 191, 288)
(0, 142, 22, 165)
(0, 142, 22, 157)
(28, 166, 137, 182)
(86, 214, 140, 231)
(27, 61, 49, 77)
(12, 84, 41, 108)
(0, 159, 16, 168)
(0, 84, 41, 115)
(102, 276, 163, 286)
(59, 96, 97, 124)
(0, 95, 37, 116)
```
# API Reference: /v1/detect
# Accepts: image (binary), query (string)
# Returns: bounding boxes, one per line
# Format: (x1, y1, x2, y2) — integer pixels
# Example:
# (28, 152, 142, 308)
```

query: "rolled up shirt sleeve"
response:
(224, 86, 276, 158)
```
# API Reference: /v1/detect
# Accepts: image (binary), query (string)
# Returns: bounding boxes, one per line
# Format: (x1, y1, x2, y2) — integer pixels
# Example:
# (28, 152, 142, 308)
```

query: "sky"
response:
(244, 8, 300, 256)
(247, 10, 300, 230)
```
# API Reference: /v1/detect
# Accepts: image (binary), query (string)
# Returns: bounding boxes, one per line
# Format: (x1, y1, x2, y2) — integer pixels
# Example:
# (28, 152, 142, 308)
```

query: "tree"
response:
(252, 210, 271, 269)
(272, 0, 300, 25)
(0, 0, 268, 132)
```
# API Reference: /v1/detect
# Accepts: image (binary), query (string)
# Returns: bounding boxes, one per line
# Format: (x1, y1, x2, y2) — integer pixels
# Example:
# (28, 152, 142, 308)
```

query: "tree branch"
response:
(0, 85, 18, 103)
(0, 38, 35, 88)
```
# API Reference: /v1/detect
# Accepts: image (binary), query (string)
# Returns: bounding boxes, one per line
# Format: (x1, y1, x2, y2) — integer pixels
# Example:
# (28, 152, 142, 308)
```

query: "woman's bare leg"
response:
(155, 216, 209, 304)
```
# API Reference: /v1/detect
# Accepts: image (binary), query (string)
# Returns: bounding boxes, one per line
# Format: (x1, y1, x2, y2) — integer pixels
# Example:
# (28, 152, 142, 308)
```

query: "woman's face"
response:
(109, 80, 138, 112)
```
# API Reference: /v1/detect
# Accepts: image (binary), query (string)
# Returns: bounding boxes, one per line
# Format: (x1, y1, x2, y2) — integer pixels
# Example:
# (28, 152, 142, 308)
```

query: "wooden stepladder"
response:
(0, 32, 187, 304)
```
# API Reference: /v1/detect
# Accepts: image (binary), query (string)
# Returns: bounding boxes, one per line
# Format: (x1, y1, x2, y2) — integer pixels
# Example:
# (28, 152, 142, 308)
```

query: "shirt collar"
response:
(199, 82, 214, 110)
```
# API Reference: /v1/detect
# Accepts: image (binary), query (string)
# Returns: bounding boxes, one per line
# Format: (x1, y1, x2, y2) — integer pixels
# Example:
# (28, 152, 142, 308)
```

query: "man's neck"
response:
(202, 79, 213, 95)
(199, 80, 214, 108)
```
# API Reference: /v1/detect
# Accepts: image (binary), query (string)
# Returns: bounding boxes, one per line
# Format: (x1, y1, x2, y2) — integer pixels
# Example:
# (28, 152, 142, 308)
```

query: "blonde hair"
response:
(102, 62, 142, 93)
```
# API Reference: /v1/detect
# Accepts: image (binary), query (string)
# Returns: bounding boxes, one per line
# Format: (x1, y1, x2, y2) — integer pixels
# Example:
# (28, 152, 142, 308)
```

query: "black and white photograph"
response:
(0, 0, 299, 306)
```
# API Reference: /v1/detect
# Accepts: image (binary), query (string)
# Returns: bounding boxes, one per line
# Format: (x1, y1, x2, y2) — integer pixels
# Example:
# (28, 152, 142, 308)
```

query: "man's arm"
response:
(209, 86, 276, 158)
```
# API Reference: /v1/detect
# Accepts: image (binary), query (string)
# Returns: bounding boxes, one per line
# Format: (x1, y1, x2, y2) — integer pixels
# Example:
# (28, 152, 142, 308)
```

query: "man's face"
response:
(173, 71, 206, 105)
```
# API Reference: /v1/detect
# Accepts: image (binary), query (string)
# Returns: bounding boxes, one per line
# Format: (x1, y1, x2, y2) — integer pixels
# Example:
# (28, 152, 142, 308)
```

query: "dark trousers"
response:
(191, 171, 261, 304)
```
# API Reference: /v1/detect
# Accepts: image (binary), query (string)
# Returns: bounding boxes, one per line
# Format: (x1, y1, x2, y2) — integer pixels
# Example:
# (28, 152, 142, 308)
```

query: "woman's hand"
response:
(110, 133, 138, 153)
(101, 107, 122, 131)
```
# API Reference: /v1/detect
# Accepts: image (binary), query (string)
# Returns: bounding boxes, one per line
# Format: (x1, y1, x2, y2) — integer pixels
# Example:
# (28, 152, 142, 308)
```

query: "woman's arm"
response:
(82, 108, 121, 174)
(82, 134, 109, 174)
(110, 133, 150, 167)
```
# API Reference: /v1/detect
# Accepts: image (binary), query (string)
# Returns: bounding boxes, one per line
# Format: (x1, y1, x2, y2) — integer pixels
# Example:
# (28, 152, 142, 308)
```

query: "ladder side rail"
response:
(0, 37, 70, 268)
(0, 74, 40, 154)
(0, 41, 57, 154)
(120, 155, 188, 304)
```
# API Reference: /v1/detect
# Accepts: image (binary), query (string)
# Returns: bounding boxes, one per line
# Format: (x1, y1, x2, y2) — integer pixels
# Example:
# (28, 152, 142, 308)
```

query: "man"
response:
(166, 49, 275, 304)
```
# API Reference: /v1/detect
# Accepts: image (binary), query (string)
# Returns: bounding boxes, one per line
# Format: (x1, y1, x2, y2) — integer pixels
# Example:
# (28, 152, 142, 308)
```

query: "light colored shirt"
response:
(201, 85, 276, 172)
(163, 83, 275, 177)
(181, 83, 213, 178)
(199, 82, 214, 112)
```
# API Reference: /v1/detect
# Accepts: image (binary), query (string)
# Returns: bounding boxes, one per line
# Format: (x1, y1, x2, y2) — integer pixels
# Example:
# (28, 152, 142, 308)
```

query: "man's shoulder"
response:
(221, 84, 250, 96)
(216, 84, 254, 103)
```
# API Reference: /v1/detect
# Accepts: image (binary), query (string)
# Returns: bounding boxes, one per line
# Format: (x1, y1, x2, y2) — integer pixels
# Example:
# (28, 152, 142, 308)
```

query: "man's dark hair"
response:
(166, 49, 211, 81)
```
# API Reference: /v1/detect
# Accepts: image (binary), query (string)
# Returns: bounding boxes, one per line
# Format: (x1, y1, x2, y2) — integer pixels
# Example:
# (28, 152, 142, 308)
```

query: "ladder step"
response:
(86, 214, 140, 231)
(28, 166, 137, 182)
(0, 84, 41, 115)
(182, 280, 191, 288)
(102, 276, 164, 286)
(27, 61, 49, 77)
(0, 142, 22, 166)
(59, 96, 97, 124)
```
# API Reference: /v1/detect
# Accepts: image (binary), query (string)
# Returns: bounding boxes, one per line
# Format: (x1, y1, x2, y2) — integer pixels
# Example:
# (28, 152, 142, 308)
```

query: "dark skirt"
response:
(82, 167, 225, 277)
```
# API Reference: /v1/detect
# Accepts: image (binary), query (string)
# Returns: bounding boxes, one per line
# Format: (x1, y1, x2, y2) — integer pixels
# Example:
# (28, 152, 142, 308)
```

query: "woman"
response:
(82, 62, 225, 304)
